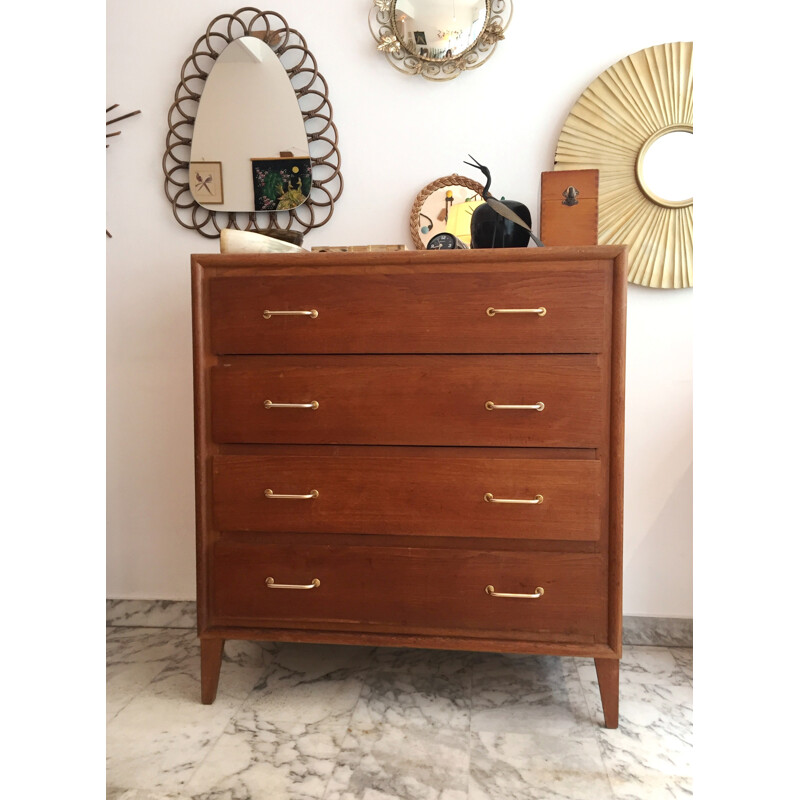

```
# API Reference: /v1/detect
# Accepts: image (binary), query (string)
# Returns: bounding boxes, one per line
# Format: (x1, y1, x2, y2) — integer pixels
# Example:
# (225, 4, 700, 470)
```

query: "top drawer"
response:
(207, 269, 608, 355)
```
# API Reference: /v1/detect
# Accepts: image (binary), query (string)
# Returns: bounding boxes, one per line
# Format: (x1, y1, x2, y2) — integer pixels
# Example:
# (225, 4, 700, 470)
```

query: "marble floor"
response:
(107, 628, 692, 800)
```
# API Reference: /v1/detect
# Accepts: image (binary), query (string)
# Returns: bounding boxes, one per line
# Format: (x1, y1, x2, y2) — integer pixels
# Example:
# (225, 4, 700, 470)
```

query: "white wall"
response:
(106, 0, 694, 617)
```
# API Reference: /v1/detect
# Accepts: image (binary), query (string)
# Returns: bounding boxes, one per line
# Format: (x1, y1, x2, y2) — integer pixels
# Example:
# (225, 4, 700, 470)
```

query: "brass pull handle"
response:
(485, 401, 545, 411)
(266, 577, 321, 590)
(485, 585, 545, 599)
(264, 489, 319, 500)
(484, 493, 543, 505)
(263, 309, 318, 319)
(486, 307, 546, 317)
(264, 400, 319, 410)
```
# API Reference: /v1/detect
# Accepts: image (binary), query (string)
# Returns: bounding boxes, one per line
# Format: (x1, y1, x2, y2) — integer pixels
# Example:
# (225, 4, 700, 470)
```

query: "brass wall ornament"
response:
(369, 1, 513, 82)
(163, 7, 343, 239)
(554, 42, 693, 289)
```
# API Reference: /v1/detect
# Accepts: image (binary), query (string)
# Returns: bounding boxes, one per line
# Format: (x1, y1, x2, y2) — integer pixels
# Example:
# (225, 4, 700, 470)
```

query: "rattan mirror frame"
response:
(409, 174, 485, 250)
(163, 7, 343, 239)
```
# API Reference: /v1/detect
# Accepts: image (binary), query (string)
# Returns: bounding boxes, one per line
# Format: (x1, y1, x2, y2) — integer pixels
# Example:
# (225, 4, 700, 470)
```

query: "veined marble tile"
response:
(107, 629, 199, 723)
(576, 646, 688, 688)
(245, 642, 373, 724)
(108, 791, 194, 800)
(185, 712, 350, 800)
(470, 654, 594, 735)
(579, 672, 692, 796)
(106, 627, 197, 665)
(106, 648, 264, 793)
(622, 616, 692, 647)
(350, 647, 472, 732)
(107, 600, 196, 629)
(469, 729, 614, 800)
(324, 723, 470, 800)
(107, 658, 174, 723)
(670, 648, 693, 682)
(608, 773, 693, 800)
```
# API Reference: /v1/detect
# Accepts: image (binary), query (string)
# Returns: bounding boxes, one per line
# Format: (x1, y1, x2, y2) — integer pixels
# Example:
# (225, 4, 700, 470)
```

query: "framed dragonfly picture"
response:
(190, 161, 224, 205)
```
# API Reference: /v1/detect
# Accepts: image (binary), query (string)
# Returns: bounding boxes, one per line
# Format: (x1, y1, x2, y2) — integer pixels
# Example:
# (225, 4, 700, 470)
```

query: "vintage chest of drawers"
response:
(191, 246, 626, 727)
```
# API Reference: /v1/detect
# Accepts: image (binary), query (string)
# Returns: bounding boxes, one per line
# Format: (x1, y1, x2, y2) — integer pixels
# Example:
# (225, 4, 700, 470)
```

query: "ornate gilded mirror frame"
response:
(369, 1, 513, 82)
(554, 41, 693, 288)
(163, 7, 343, 239)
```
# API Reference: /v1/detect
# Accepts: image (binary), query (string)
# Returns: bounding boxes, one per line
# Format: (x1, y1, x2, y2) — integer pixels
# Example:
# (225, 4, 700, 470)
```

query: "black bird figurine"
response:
(464, 155, 544, 248)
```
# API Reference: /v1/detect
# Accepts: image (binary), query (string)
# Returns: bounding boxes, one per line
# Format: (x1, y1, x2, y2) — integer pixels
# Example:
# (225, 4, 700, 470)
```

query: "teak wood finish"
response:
(191, 246, 627, 728)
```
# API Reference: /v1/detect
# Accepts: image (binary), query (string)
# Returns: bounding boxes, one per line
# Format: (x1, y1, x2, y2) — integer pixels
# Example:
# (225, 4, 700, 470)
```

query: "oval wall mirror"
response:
(369, 0, 513, 81)
(410, 174, 485, 249)
(554, 41, 693, 289)
(190, 35, 311, 212)
(163, 8, 343, 239)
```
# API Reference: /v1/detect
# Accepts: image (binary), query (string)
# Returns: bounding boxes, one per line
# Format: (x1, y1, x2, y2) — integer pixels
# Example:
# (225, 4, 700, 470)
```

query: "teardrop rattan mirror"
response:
(163, 7, 343, 239)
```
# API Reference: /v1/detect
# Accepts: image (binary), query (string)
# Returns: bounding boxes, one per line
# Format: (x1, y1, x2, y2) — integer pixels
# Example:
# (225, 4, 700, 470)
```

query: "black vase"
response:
(470, 199, 532, 248)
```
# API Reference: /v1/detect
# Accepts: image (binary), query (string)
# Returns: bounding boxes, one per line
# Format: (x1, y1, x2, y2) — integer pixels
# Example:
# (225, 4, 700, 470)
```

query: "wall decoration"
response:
(251, 157, 312, 211)
(106, 103, 141, 238)
(554, 41, 693, 288)
(190, 162, 224, 205)
(369, 1, 513, 82)
(409, 174, 485, 250)
(163, 7, 342, 239)
(464, 155, 544, 248)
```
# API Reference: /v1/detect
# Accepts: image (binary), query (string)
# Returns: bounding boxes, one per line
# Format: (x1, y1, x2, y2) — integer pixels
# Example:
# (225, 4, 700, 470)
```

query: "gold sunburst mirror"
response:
(554, 41, 693, 288)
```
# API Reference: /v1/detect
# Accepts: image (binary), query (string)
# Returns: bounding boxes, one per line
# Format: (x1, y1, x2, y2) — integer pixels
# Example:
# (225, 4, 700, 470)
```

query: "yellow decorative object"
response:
(445, 199, 484, 246)
(554, 41, 693, 289)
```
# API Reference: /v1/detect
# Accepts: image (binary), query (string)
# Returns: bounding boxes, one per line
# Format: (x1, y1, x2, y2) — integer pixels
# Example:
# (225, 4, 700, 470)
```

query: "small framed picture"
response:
(414, 31, 427, 45)
(190, 161, 224, 204)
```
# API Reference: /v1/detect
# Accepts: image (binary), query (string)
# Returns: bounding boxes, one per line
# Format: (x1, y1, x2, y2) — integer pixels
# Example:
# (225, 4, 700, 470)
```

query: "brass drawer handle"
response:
(485, 585, 545, 599)
(485, 401, 545, 411)
(486, 307, 546, 317)
(263, 309, 318, 319)
(264, 489, 319, 500)
(484, 493, 543, 505)
(266, 577, 321, 590)
(264, 400, 319, 410)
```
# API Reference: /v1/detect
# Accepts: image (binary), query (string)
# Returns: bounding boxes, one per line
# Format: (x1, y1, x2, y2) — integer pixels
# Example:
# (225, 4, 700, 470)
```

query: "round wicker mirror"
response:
(409, 174, 485, 249)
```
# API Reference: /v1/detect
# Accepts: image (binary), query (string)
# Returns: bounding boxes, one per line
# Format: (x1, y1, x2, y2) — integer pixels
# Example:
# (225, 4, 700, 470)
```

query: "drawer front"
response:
(207, 270, 608, 354)
(210, 541, 607, 642)
(212, 453, 603, 541)
(210, 355, 604, 447)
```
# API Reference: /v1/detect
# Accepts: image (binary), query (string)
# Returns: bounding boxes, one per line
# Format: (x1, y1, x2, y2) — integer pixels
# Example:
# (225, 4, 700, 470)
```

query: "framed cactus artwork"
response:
(250, 157, 312, 211)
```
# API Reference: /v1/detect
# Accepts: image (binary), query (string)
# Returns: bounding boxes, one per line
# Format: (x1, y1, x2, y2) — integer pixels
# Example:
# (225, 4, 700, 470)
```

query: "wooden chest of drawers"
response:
(191, 246, 626, 727)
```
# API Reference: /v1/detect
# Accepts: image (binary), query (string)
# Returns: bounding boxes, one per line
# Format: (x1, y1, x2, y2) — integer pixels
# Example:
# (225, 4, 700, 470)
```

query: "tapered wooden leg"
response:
(594, 657, 620, 729)
(200, 638, 225, 704)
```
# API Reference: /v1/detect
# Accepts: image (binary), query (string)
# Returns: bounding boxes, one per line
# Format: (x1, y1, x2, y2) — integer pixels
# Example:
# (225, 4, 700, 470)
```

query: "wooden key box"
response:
(539, 169, 599, 246)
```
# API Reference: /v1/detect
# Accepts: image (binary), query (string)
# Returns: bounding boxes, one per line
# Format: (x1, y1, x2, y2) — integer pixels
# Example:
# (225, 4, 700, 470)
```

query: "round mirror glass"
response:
(637, 128, 693, 208)
(410, 175, 486, 249)
(393, 0, 488, 60)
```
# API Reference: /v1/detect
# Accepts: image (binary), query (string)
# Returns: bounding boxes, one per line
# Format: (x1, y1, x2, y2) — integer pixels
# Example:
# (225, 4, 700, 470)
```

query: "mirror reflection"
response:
(393, 0, 488, 60)
(639, 130, 693, 206)
(189, 36, 311, 212)
(411, 176, 486, 249)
